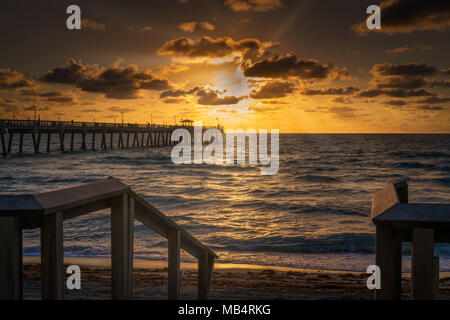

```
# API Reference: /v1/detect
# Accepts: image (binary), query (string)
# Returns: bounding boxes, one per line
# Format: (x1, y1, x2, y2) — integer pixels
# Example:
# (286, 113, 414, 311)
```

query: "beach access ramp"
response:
(0, 178, 217, 300)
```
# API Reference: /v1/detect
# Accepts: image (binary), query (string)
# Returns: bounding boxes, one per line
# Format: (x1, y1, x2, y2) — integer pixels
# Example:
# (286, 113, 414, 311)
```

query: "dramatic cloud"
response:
(0, 97, 20, 113)
(242, 53, 341, 80)
(78, 66, 171, 99)
(302, 86, 359, 96)
(196, 88, 242, 105)
(417, 105, 444, 111)
(40, 58, 86, 84)
(385, 99, 407, 106)
(0, 68, 35, 90)
(160, 86, 242, 105)
(358, 62, 445, 100)
(371, 63, 438, 77)
(417, 96, 450, 104)
(157, 36, 274, 59)
(428, 78, 450, 88)
(250, 81, 295, 99)
(359, 88, 433, 98)
(40, 59, 171, 99)
(353, 0, 450, 34)
(178, 21, 215, 33)
(81, 19, 106, 31)
(22, 90, 76, 104)
(225, 0, 283, 12)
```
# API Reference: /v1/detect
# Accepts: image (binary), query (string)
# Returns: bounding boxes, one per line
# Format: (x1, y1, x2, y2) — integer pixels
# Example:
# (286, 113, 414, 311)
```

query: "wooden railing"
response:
(371, 180, 450, 300)
(0, 178, 217, 300)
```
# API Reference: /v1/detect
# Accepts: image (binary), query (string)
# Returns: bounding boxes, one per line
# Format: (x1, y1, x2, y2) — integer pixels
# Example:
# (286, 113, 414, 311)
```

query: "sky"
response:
(0, 0, 449, 133)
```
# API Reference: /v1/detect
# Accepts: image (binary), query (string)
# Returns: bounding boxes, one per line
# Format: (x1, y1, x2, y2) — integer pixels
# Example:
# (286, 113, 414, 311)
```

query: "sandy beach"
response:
(21, 257, 450, 300)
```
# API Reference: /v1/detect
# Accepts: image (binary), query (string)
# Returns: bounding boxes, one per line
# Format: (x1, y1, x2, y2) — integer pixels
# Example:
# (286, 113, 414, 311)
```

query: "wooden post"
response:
(127, 196, 135, 299)
(37, 133, 41, 153)
(81, 132, 86, 151)
(1, 133, 7, 156)
(168, 229, 181, 300)
(47, 133, 52, 153)
(119, 132, 123, 149)
(0, 217, 22, 300)
(41, 212, 64, 300)
(111, 193, 130, 299)
(412, 228, 434, 300)
(198, 248, 213, 300)
(101, 132, 107, 150)
(375, 225, 402, 300)
(434, 255, 439, 299)
(70, 132, 74, 152)
(19, 133, 23, 153)
(92, 132, 96, 150)
(110, 132, 113, 149)
(7, 133, 13, 154)
(59, 131, 65, 152)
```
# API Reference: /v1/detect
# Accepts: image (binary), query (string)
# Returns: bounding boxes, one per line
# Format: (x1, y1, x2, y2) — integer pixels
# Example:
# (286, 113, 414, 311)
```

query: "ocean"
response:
(1, 134, 449, 272)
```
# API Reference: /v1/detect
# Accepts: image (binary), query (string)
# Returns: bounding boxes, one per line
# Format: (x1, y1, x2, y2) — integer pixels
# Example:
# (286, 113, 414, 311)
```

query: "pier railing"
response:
(0, 178, 218, 300)
(0, 118, 224, 156)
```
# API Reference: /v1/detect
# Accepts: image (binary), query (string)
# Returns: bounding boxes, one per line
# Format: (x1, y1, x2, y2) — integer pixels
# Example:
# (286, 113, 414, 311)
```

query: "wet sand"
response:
(21, 257, 450, 300)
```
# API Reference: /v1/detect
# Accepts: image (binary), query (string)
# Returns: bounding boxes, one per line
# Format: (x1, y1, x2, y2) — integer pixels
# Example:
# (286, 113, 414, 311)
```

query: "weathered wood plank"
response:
(168, 229, 181, 300)
(198, 248, 209, 299)
(111, 193, 129, 300)
(34, 179, 130, 214)
(373, 203, 450, 228)
(41, 212, 64, 300)
(375, 225, 402, 300)
(412, 228, 434, 300)
(0, 217, 22, 300)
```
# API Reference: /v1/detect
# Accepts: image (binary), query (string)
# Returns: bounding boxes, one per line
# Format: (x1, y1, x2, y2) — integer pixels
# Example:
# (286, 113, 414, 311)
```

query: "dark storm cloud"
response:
(242, 53, 336, 80)
(160, 87, 201, 98)
(359, 88, 434, 98)
(302, 86, 359, 96)
(157, 36, 275, 58)
(371, 63, 438, 77)
(196, 88, 242, 105)
(372, 77, 427, 89)
(0, 68, 35, 90)
(428, 78, 450, 88)
(353, 0, 450, 34)
(250, 81, 295, 99)
(0, 97, 20, 113)
(40, 59, 171, 99)
(417, 96, 450, 104)
(40, 59, 86, 84)
(20, 89, 77, 104)
(160, 86, 242, 105)
(385, 99, 407, 106)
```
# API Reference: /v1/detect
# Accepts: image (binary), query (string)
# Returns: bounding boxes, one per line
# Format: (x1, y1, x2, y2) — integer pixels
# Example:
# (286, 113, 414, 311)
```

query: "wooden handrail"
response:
(0, 178, 217, 300)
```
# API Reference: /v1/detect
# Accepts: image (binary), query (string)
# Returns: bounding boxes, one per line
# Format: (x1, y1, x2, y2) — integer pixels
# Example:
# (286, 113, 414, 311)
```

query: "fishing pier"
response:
(0, 118, 221, 156)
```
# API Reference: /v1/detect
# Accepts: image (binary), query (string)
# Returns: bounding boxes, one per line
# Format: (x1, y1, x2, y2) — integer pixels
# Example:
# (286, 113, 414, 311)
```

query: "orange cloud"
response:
(225, 0, 283, 12)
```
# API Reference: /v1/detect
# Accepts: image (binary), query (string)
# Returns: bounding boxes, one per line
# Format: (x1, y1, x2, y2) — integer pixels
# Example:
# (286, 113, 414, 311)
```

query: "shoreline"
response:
(20, 256, 450, 300)
(22, 256, 450, 277)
